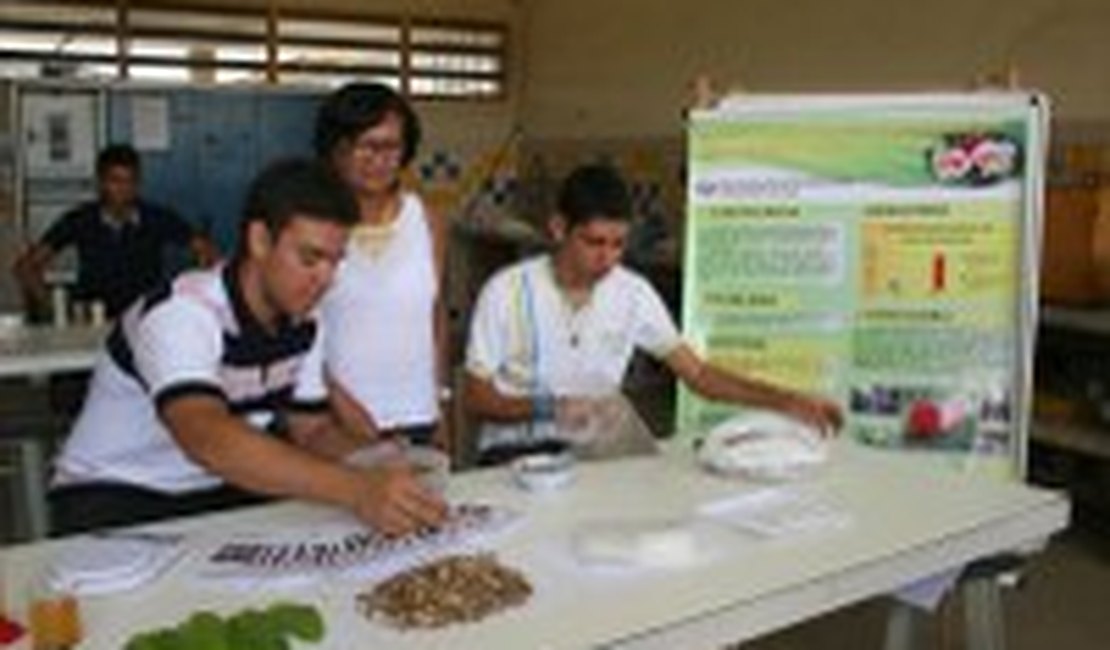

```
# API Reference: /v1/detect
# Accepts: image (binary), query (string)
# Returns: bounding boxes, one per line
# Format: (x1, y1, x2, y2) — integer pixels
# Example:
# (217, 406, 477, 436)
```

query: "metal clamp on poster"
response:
(680, 93, 1048, 479)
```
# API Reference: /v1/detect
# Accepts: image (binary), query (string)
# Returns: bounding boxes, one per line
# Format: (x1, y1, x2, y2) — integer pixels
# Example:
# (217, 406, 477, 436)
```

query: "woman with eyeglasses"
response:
(315, 82, 451, 454)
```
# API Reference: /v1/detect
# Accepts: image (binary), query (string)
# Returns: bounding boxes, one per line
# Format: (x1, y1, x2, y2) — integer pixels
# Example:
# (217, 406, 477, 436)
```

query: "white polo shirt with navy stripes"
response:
(53, 264, 329, 494)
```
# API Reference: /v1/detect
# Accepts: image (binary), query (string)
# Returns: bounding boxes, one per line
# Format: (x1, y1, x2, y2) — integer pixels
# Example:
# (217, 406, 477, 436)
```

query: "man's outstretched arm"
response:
(663, 344, 843, 434)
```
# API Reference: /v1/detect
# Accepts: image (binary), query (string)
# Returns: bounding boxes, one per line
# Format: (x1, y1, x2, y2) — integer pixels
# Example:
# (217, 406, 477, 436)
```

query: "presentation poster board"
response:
(679, 93, 1048, 477)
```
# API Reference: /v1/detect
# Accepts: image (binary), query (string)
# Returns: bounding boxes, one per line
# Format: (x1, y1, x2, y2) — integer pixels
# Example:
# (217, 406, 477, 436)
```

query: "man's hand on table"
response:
(781, 393, 844, 437)
(348, 464, 448, 536)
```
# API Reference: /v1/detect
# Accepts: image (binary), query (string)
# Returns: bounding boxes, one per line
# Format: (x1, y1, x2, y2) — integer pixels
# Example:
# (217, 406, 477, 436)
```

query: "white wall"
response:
(520, 0, 1110, 138)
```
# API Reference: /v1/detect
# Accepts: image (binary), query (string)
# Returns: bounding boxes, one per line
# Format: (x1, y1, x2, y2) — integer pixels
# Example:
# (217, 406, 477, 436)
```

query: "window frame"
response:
(0, 1, 508, 101)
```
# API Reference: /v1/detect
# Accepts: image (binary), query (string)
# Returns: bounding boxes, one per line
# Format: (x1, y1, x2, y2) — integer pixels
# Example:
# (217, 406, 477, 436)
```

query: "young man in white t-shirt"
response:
(464, 165, 842, 464)
(50, 159, 446, 535)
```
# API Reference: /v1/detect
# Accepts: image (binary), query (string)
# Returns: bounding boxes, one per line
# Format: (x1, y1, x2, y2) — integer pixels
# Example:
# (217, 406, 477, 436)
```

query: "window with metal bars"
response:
(0, 1, 507, 99)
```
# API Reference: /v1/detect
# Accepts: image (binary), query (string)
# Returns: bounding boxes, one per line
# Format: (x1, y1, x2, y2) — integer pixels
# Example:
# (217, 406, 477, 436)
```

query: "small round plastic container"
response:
(511, 451, 575, 492)
(0, 313, 24, 337)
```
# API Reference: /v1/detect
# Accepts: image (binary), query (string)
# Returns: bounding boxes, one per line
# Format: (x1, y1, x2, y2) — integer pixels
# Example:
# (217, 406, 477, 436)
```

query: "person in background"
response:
(464, 164, 843, 465)
(315, 83, 451, 452)
(12, 143, 218, 321)
(49, 158, 446, 536)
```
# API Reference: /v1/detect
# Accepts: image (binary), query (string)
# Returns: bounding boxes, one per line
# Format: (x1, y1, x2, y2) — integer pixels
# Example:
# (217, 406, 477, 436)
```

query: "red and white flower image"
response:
(969, 138, 1018, 178)
(931, 146, 972, 181)
(928, 132, 1021, 185)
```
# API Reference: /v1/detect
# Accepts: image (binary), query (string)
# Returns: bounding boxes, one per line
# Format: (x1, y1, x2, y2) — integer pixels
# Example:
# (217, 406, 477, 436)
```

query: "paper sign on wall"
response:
(131, 95, 170, 151)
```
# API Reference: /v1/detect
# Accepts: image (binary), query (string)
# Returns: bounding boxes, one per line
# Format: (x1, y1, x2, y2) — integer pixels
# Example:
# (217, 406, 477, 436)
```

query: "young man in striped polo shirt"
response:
(51, 159, 446, 536)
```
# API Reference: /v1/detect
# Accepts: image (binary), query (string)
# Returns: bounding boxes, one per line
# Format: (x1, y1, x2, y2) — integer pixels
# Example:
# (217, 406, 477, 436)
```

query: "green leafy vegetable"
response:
(123, 602, 323, 650)
(268, 602, 325, 642)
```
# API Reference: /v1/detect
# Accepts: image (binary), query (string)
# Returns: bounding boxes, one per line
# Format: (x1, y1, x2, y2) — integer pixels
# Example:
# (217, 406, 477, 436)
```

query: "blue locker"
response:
(257, 92, 321, 168)
(107, 87, 326, 258)
(108, 90, 199, 229)
(193, 91, 257, 253)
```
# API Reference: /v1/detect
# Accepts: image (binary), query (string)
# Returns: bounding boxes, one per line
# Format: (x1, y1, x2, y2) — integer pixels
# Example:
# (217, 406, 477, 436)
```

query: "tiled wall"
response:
(521, 137, 682, 218)
(410, 139, 521, 228)
(409, 134, 686, 244)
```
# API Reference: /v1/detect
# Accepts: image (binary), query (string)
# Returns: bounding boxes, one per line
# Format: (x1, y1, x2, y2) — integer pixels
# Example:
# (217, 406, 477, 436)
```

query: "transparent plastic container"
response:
(511, 450, 575, 491)
(345, 441, 450, 495)
(28, 575, 81, 650)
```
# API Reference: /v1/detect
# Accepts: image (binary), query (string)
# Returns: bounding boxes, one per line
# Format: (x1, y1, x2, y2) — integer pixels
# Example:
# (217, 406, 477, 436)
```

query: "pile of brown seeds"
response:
(356, 553, 532, 630)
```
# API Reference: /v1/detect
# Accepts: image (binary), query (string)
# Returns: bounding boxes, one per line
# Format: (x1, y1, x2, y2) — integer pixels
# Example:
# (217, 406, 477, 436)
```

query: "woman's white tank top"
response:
(323, 192, 439, 428)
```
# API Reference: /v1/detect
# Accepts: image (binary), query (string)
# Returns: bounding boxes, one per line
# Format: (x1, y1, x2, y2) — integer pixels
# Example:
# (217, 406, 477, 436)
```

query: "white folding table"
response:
(0, 323, 108, 539)
(0, 324, 108, 378)
(0, 441, 1069, 649)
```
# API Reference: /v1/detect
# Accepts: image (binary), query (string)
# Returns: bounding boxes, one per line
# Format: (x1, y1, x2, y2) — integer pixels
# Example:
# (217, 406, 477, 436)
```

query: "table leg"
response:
(883, 600, 922, 650)
(17, 438, 49, 540)
(964, 576, 1007, 650)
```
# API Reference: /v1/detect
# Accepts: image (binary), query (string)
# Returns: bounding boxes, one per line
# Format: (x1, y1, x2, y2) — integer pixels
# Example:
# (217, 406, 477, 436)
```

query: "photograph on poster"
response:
(849, 382, 1012, 452)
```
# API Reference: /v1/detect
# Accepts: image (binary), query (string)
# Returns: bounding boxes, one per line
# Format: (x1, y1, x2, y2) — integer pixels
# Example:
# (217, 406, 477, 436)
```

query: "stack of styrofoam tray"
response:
(48, 533, 185, 596)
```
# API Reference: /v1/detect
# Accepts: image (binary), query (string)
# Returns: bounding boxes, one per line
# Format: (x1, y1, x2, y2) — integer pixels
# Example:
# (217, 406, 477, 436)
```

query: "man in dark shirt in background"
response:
(12, 143, 218, 320)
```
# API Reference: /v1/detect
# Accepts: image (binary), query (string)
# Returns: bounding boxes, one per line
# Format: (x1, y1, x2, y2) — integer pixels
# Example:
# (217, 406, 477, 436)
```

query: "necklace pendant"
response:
(570, 334, 579, 347)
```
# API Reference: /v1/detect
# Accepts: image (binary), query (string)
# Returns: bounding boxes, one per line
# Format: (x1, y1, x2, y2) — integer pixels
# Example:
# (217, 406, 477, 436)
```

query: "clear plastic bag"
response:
(556, 393, 658, 460)
(571, 518, 699, 568)
(344, 441, 450, 494)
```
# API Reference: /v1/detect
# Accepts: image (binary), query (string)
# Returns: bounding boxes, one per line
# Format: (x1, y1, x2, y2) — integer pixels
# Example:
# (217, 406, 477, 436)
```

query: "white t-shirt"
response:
(53, 265, 328, 493)
(322, 192, 439, 429)
(465, 255, 682, 451)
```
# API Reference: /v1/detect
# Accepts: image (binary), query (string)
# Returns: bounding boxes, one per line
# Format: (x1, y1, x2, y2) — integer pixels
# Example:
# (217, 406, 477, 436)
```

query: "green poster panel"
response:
(679, 93, 1048, 479)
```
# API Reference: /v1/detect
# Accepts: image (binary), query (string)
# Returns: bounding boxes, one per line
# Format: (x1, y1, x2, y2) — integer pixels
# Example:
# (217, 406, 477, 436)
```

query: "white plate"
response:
(697, 411, 827, 481)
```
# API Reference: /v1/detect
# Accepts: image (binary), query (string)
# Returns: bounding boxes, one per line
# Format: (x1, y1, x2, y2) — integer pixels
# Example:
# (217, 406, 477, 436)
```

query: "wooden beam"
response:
(116, 0, 129, 80)
(266, 1, 277, 84)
